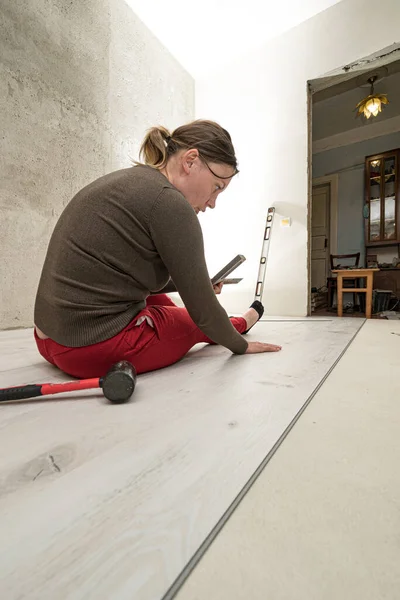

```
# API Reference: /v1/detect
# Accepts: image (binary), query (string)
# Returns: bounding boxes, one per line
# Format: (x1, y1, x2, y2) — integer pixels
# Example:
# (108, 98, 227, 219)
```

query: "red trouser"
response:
(34, 295, 247, 378)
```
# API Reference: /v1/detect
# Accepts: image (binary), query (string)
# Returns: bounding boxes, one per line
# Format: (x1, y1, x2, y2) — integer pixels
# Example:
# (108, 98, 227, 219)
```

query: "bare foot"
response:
(243, 307, 259, 331)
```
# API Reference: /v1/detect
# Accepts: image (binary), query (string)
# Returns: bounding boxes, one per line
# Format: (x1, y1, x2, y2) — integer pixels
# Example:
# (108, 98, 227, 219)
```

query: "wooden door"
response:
(311, 184, 330, 290)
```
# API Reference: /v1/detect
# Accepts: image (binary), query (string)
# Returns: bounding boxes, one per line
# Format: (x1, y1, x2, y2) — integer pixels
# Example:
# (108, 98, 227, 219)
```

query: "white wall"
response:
(196, 0, 400, 316)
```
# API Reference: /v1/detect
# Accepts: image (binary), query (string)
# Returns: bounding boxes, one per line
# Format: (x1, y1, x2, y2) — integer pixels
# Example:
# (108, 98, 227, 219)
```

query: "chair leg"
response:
(337, 276, 344, 317)
(330, 283, 337, 309)
(366, 275, 373, 319)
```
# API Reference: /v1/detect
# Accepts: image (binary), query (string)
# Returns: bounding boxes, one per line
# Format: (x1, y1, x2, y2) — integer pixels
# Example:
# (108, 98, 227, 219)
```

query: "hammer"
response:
(0, 361, 137, 404)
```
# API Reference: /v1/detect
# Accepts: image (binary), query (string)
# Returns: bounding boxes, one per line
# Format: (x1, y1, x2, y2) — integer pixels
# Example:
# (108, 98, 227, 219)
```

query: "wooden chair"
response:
(327, 253, 361, 310)
(366, 254, 378, 268)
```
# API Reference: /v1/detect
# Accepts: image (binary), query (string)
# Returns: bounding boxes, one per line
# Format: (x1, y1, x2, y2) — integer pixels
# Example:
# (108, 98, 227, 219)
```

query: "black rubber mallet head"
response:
(0, 360, 137, 404)
(100, 361, 137, 404)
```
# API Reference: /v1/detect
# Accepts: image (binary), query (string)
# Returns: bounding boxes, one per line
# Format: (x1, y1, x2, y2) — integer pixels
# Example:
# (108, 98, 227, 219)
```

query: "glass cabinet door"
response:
(369, 159, 381, 242)
(384, 156, 396, 240)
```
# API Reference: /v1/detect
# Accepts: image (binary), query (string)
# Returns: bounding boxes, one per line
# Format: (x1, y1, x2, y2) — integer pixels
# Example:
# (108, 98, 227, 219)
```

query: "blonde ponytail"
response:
(138, 126, 171, 169)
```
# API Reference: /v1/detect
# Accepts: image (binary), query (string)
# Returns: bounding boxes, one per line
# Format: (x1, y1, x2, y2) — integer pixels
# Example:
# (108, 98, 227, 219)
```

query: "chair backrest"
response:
(366, 254, 378, 267)
(330, 252, 360, 270)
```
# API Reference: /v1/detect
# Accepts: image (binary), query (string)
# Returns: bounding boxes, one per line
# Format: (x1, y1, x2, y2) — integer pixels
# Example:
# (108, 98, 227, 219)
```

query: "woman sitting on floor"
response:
(34, 120, 281, 378)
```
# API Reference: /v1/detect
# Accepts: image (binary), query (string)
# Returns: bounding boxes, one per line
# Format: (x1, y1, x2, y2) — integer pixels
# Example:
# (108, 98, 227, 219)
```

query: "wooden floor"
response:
(0, 320, 362, 600)
(176, 319, 400, 600)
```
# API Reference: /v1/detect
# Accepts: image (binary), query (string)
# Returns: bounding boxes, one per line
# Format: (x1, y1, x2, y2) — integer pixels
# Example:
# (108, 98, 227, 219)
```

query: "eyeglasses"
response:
(168, 139, 239, 179)
(199, 154, 239, 180)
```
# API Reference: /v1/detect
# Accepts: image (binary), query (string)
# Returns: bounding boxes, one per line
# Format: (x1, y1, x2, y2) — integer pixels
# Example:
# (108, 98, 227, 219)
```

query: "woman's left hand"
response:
(213, 282, 224, 295)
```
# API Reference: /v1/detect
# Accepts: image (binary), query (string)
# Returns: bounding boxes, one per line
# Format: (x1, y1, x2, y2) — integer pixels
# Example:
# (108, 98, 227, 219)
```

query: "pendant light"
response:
(355, 75, 389, 119)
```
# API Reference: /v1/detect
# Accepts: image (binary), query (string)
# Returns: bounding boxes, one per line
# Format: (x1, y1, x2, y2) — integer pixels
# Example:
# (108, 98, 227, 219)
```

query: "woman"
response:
(34, 120, 281, 379)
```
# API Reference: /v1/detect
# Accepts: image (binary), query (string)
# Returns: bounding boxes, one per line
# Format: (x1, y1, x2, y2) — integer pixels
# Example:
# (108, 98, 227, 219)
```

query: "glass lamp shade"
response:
(364, 97, 381, 118)
(355, 93, 388, 119)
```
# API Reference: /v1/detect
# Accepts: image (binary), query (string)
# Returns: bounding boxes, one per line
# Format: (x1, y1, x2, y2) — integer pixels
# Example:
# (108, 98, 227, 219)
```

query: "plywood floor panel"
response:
(0, 320, 362, 600)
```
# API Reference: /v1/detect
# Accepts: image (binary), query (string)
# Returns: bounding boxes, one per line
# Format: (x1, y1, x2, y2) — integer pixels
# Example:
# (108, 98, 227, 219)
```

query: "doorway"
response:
(308, 45, 400, 316)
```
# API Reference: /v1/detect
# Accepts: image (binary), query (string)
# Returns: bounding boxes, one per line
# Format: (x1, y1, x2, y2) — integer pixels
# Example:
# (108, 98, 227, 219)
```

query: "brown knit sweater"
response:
(34, 165, 248, 354)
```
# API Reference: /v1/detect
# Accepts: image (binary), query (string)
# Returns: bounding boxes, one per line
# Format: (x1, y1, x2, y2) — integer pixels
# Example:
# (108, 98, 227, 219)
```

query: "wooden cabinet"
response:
(365, 149, 400, 246)
(373, 269, 400, 296)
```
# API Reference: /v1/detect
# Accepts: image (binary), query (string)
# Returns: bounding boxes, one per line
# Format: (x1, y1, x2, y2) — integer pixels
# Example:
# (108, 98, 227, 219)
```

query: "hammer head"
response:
(101, 361, 137, 404)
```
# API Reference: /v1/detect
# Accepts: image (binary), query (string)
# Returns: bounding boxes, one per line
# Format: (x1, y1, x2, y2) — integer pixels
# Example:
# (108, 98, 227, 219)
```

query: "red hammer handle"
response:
(41, 378, 100, 396)
(0, 378, 100, 402)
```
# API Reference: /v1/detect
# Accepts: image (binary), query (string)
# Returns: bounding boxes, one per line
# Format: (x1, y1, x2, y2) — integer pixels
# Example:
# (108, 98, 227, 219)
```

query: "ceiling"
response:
(124, 0, 343, 78)
(313, 65, 400, 141)
(311, 44, 400, 102)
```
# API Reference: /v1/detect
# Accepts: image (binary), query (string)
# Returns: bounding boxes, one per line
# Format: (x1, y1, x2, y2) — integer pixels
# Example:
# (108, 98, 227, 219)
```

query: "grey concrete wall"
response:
(312, 131, 400, 265)
(0, 0, 194, 329)
(108, 1, 194, 170)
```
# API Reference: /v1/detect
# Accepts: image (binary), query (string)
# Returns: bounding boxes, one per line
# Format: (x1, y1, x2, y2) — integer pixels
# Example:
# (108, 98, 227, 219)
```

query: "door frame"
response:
(307, 45, 400, 315)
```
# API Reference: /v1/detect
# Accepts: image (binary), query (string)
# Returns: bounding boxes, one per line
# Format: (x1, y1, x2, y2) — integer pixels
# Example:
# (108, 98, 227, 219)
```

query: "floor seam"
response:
(161, 319, 366, 600)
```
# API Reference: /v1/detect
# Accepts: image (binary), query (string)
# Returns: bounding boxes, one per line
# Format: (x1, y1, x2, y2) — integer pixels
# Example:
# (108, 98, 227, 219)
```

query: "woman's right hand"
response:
(245, 341, 282, 354)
